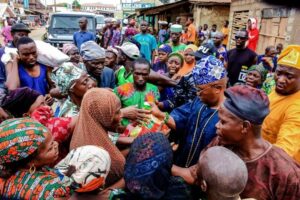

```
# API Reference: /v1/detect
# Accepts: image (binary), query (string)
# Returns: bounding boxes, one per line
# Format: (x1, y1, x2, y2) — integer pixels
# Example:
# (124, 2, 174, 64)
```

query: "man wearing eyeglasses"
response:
(227, 30, 257, 86)
(151, 55, 227, 168)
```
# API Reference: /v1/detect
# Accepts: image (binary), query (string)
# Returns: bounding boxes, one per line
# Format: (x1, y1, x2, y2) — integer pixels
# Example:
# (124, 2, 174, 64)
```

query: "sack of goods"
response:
(1, 40, 70, 68)
(35, 40, 69, 68)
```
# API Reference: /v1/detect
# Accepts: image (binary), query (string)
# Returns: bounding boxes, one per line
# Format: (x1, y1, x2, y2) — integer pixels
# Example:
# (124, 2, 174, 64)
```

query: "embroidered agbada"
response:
(114, 82, 160, 126)
(171, 98, 219, 167)
(70, 88, 125, 186)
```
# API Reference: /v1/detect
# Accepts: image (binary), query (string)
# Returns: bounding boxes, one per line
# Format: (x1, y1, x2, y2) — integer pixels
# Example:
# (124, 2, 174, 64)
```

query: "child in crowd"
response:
(152, 44, 172, 75)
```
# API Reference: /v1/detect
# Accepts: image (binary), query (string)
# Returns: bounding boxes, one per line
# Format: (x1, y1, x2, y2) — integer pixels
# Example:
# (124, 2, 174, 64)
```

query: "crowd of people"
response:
(0, 15, 299, 200)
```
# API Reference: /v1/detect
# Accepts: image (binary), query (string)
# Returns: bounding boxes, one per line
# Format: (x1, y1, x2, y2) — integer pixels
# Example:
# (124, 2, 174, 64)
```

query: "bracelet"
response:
(163, 112, 170, 124)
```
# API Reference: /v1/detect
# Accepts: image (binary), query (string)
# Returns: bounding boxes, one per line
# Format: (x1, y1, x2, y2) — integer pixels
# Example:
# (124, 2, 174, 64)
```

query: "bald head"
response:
(197, 146, 248, 200)
(213, 32, 224, 47)
(79, 17, 88, 30)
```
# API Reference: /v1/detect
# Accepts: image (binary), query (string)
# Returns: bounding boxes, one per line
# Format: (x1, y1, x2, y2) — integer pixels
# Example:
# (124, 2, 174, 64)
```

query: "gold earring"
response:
(29, 164, 36, 174)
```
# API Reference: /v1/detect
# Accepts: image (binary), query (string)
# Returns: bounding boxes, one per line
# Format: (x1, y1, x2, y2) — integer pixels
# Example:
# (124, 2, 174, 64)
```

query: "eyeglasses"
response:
(196, 84, 220, 93)
(235, 36, 247, 40)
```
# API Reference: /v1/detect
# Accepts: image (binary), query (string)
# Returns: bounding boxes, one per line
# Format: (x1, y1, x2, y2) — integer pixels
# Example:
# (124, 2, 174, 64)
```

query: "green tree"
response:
(72, 0, 81, 10)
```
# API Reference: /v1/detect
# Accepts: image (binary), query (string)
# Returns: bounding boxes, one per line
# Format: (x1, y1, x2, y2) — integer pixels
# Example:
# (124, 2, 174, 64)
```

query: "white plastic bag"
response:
(35, 40, 69, 68)
(1, 41, 69, 68)
(1, 47, 18, 65)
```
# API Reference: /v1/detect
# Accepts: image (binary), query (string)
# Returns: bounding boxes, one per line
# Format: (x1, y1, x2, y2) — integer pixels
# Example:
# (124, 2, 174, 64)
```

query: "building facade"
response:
(228, 0, 300, 53)
(81, 3, 116, 12)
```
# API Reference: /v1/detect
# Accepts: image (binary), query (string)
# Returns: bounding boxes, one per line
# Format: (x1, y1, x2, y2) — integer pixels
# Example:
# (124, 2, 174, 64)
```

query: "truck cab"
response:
(45, 12, 96, 48)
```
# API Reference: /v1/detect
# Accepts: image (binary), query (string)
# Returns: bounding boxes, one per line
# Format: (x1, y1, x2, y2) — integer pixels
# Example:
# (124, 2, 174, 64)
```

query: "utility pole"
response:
(54, 0, 56, 12)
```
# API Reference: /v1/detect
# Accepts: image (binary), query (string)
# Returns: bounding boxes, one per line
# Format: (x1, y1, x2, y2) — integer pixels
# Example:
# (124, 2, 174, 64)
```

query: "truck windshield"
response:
(96, 16, 104, 24)
(51, 16, 94, 31)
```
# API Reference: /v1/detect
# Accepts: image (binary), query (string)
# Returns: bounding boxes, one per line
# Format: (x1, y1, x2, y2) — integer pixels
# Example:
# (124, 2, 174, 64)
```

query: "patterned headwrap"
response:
(192, 55, 227, 85)
(248, 64, 268, 82)
(55, 145, 111, 192)
(277, 45, 300, 70)
(80, 41, 106, 61)
(184, 44, 198, 52)
(158, 44, 172, 54)
(62, 43, 78, 55)
(168, 52, 184, 66)
(223, 85, 270, 125)
(51, 62, 84, 96)
(1, 87, 41, 117)
(0, 118, 48, 164)
(124, 132, 173, 199)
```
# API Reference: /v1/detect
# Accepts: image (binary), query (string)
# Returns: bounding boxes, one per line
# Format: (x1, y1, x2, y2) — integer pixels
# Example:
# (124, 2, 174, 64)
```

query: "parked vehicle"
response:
(45, 12, 96, 48)
(96, 14, 105, 32)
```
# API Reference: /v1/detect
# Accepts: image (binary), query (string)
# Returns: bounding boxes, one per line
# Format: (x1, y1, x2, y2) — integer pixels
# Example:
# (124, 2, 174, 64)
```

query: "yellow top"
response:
(187, 23, 196, 43)
(262, 90, 300, 163)
(221, 27, 229, 46)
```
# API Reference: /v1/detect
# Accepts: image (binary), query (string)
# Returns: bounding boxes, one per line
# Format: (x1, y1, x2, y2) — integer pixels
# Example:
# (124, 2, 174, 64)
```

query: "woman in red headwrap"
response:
(247, 18, 259, 52)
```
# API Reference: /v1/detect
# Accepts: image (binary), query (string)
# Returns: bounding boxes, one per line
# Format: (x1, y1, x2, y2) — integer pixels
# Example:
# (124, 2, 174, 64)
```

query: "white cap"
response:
(116, 42, 140, 60)
(123, 19, 128, 24)
(158, 20, 168, 25)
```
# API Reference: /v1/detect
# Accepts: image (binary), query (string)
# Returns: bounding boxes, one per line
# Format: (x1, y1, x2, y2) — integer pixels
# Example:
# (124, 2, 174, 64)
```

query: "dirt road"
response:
(29, 27, 46, 40)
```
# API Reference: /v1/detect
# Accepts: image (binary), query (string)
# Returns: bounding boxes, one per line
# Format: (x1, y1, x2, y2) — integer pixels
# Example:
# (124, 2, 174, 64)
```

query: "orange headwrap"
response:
(278, 45, 300, 70)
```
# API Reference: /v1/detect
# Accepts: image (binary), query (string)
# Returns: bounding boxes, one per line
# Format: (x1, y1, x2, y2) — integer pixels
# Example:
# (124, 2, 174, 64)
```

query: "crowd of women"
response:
(0, 17, 299, 200)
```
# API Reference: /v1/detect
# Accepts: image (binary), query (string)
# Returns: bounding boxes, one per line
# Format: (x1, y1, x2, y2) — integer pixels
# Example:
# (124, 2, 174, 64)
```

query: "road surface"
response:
(29, 27, 46, 40)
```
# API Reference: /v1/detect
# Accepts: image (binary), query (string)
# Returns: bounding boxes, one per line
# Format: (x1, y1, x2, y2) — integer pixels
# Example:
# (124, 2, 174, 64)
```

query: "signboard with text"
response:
(122, 3, 155, 11)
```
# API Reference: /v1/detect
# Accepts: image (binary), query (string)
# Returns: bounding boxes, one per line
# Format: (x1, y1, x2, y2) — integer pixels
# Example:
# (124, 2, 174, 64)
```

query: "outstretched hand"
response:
(121, 105, 151, 121)
(149, 102, 165, 120)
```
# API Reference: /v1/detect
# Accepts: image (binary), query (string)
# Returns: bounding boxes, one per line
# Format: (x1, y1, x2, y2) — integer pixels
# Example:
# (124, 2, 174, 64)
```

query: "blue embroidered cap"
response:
(192, 55, 227, 85)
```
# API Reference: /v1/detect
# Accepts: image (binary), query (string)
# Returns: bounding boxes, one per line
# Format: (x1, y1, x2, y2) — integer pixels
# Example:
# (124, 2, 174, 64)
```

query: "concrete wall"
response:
(193, 5, 230, 30)
(229, 0, 300, 52)
(288, 9, 300, 45)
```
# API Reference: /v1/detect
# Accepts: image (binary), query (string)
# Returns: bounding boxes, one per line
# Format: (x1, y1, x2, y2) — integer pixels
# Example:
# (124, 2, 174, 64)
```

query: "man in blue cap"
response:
(152, 55, 227, 168)
(157, 43, 219, 111)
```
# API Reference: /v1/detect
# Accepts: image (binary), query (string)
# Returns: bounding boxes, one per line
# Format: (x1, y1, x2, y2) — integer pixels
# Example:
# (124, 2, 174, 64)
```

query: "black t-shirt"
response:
(227, 48, 257, 85)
